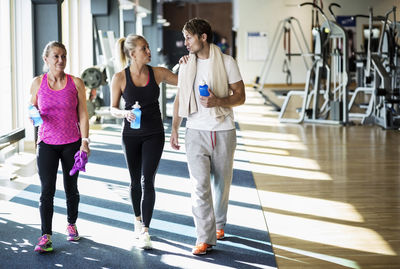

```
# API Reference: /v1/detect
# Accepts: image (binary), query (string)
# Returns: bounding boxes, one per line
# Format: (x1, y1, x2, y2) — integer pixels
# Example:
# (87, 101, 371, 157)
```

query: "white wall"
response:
(236, 0, 400, 85)
(0, 0, 13, 136)
(15, 0, 34, 144)
(62, 0, 93, 77)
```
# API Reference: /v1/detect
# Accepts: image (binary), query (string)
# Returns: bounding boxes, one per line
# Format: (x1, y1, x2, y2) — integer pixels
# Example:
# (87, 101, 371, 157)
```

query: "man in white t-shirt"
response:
(170, 18, 245, 255)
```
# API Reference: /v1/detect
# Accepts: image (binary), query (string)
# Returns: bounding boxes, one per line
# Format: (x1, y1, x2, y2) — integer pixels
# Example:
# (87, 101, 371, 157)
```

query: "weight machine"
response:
(348, 7, 400, 129)
(279, 2, 350, 125)
(253, 16, 312, 111)
(81, 29, 117, 121)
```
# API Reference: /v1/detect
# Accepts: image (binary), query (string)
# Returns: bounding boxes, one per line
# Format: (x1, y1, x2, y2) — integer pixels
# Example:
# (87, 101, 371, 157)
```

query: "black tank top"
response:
(122, 66, 163, 136)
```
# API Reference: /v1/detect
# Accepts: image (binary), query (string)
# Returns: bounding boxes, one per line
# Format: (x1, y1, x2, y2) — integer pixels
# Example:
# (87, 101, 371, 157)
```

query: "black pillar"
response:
(32, 0, 63, 76)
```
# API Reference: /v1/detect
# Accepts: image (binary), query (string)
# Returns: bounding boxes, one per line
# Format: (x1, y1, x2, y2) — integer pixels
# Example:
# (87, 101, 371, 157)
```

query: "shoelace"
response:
(38, 236, 49, 245)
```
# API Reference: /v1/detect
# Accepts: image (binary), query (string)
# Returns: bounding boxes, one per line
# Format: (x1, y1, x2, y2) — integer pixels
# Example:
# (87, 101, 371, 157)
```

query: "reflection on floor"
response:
(237, 87, 400, 268)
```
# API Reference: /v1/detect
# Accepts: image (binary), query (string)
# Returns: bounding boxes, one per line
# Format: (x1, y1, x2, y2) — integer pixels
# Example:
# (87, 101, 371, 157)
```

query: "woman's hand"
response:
(80, 142, 90, 156)
(125, 110, 136, 122)
(179, 55, 189, 64)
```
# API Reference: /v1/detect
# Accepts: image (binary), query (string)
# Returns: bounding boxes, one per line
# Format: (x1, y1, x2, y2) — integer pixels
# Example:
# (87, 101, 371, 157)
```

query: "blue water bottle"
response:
(130, 101, 141, 129)
(28, 104, 43, 126)
(199, 81, 210, 97)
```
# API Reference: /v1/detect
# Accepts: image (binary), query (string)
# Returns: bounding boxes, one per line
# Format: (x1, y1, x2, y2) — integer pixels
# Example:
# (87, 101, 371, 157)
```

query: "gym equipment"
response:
(348, 7, 400, 129)
(98, 30, 117, 81)
(328, 3, 340, 20)
(280, 2, 350, 125)
(253, 16, 312, 110)
(347, 9, 378, 121)
(81, 67, 107, 89)
(82, 29, 118, 121)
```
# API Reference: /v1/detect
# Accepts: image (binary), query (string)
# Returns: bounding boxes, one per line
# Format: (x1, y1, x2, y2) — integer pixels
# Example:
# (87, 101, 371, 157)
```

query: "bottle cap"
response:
(133, 101, 141, 109)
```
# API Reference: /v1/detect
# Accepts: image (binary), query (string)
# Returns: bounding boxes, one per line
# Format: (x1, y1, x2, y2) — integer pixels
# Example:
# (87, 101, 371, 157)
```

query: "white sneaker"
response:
(134, 220, 143, 239)
(138, 231, 152, 249)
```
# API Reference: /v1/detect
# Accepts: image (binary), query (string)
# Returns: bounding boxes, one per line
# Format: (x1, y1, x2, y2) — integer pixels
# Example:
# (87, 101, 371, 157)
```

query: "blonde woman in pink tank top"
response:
(29, 41, 90, 253)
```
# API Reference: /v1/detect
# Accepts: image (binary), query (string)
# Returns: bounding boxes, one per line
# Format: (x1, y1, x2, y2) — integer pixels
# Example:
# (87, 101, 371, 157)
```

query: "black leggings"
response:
(37, 140, 81, 235)
(122, 132, 164, 228)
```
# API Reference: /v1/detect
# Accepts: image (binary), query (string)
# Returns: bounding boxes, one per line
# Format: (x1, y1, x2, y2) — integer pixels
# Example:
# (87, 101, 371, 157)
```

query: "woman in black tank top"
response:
(110, 35, 177, 249)
(122, 65, 164, 136)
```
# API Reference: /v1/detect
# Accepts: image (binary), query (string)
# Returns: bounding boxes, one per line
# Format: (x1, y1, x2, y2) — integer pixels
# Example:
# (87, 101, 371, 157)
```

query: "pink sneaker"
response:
(34, 234, 53, 253)
(67, 224, 80, 241)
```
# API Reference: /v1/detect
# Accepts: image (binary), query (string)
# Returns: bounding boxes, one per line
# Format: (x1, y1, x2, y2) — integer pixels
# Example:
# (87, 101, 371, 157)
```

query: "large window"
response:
(0, 0, 13, 136)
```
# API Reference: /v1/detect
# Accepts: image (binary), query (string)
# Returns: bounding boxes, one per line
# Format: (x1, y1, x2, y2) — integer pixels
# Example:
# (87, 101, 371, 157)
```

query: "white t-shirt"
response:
(185, 54, 242, 131)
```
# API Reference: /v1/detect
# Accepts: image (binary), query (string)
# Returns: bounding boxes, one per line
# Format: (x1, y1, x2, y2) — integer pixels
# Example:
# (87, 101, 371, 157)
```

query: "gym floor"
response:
(241, 86, 400, 268)
(1, 86, 400, 268)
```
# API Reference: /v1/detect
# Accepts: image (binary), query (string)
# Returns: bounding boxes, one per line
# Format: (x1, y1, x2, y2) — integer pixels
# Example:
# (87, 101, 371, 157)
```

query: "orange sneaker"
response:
(192, 243, 212, 255)
(216, 229, 225, 240)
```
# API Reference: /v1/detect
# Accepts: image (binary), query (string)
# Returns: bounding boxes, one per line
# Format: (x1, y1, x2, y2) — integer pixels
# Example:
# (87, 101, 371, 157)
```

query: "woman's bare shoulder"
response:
(30, 75, 44, 90)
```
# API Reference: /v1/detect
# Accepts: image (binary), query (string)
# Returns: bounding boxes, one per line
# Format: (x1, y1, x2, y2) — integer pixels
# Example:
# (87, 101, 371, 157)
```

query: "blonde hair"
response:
(116, 34, 146, 69)
(42, 41, 67, 72)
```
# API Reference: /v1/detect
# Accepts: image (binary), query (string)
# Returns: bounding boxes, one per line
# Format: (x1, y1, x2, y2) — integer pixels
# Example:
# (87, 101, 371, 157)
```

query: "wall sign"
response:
(247, 31, 268, 61)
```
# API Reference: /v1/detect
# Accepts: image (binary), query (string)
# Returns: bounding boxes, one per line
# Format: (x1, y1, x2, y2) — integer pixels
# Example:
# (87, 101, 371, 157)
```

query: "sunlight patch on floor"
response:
(234, 114, 281, 126)
(160, 151, 189, 163)
(273, 244, 361, 269)
(234, 161, 332, 180)
(257, 190, 364, 222)
(88, 145, 122, 154)
(236, 144, 289, 155)
(235, 261, 279, 269)
(83, 166, 130, 184)
(266, 211, 396, 256)
(234, 151, 321, 170)
(0, 185, 27, 201)
(236, 130, 300, 141)
(236, 137, 308, 150)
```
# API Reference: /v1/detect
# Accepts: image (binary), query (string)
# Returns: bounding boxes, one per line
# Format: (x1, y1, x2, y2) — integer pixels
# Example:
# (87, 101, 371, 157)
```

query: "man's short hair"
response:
(183, 18, 213, 43)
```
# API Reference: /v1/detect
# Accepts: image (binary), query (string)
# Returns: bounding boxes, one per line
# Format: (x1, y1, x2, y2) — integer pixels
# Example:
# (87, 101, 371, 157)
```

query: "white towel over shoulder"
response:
(178, 44, 231, 122)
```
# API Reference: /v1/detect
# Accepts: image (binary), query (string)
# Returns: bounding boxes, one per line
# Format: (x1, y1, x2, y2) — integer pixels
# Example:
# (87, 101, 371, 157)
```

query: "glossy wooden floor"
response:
(235, 87, 400, 269)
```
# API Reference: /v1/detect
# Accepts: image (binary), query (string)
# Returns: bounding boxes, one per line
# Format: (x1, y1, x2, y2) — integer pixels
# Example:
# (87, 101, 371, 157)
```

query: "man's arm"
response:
(170, 90, 183, 150)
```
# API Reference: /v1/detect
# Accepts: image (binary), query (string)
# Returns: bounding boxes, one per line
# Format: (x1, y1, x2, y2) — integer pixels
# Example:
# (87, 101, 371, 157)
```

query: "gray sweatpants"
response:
(185, 128, 236, 245)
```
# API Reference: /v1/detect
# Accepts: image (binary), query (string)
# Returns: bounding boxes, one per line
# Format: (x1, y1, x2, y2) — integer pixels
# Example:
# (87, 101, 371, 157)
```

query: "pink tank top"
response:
(37, 73, 81, 145)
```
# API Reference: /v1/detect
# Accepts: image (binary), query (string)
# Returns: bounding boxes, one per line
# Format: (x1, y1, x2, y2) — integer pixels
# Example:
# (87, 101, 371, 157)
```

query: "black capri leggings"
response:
(37, 140, 81, 235)
(122, 132, 164, 228)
